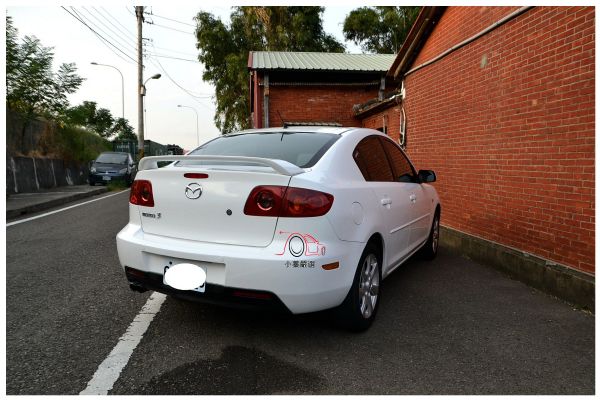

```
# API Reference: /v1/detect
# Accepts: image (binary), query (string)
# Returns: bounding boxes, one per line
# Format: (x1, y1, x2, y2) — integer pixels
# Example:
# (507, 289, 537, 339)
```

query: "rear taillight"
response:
(282, 187, 334, 217)
(244, 186, 333, 217)
(243, 186, 286, 217)
(130, 180, 154, 207)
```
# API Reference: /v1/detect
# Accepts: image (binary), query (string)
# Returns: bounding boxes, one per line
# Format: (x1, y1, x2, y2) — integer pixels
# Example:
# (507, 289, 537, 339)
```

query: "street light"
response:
(139, 73, 161, 148)
(177, 105, 199, 147)
(141, 73, 161, 96)
(90, 62, 124, 120)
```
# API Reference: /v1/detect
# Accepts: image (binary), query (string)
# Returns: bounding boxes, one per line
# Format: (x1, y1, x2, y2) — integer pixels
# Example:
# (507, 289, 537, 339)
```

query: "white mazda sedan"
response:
(117, 126, 440, 331)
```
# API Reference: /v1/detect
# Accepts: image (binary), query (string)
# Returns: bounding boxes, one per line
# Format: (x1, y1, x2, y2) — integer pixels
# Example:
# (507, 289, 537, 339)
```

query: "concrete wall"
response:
(6, 156, 90, 195)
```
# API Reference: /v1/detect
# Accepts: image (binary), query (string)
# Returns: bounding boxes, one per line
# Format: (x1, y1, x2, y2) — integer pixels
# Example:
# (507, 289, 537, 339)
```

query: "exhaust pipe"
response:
(129, 283, 148, 293)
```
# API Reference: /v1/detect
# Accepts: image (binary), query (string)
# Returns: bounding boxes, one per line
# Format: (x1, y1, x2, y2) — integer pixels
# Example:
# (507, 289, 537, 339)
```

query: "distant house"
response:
(247, 6, 595, 309)
(248, 51, 396, 128)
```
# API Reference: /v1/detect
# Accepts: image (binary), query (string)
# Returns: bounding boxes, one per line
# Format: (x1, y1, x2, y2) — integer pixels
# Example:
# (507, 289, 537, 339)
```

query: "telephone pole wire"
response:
(136, 6, 145, 160)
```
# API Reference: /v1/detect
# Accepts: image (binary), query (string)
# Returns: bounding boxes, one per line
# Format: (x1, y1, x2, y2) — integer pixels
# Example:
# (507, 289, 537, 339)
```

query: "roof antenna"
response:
(277, 110, 287, 129)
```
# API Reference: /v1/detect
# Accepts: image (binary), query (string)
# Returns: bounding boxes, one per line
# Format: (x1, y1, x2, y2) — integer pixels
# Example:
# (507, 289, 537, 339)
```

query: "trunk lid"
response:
(136, 165, 291, 247)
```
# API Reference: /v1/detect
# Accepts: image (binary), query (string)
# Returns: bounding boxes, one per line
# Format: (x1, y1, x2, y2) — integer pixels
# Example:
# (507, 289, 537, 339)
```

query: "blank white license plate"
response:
(163, 265, 206, 293)
(102, 176, 111, 181)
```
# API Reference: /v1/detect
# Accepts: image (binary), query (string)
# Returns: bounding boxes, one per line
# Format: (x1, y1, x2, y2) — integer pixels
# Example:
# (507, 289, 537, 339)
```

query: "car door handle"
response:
(381, 197, 392, 206)
(409, 194, 417, 203)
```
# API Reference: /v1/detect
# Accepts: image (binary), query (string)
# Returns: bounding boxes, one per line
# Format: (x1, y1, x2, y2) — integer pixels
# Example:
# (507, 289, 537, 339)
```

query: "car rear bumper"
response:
(125, 266, 292, 313)
(116, 222, 365, 314)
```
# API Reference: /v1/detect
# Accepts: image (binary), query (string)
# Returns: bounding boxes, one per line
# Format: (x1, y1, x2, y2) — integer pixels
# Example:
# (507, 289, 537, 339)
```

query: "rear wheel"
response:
(335, 242, 381, 332)
(421, 210, 440, 260)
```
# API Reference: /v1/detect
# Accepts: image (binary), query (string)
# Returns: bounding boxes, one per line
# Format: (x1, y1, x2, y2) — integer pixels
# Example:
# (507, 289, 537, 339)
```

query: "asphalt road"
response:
(6, 191, 595, 395)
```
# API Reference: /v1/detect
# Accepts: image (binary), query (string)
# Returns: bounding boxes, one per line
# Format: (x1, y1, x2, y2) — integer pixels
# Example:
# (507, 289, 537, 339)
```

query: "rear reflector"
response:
(184, 173, 209, 179)
(130, 180, 154, 207)
(232, 290, 272, 300)
(322, 262, 339, 270)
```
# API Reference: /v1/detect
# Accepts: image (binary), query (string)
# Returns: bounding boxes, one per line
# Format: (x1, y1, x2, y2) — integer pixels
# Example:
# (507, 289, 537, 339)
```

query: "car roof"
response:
(231, 126, 357, 136)
(100, 151, 129, 155)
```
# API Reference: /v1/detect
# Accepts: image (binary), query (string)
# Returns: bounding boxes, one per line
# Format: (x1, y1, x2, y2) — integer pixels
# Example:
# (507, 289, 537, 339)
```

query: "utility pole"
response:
(136, 6, 145, 160)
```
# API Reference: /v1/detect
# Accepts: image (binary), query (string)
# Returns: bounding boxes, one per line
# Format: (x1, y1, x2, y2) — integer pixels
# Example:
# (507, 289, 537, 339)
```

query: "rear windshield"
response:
(96, 153, 128, 164)
(188, 132, 339, 168)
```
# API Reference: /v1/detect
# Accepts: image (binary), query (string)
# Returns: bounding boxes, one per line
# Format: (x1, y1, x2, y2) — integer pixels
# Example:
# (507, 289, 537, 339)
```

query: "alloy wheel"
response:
(358, 253, 379, 319)
(432, 217, 440, 253)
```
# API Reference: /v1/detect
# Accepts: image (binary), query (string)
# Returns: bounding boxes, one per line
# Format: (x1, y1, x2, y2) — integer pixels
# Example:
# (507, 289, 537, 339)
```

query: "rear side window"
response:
(353, 136, 394, 182)
(188, 132, 339, 168)
(380, 138, 417, 183)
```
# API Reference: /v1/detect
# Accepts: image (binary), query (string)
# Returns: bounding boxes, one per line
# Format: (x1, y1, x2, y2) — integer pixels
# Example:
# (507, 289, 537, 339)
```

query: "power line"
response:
(61, 7, 137, 64)
(73, 7, 137, 59)
(79, 6, 137, 53)
(148, 53, 201, 63)
(148, 52, 214, 109)
(145, 12, 196, 28)
(151, 44, 197, 57)
(145, 39, 208, 97)
(146, 21, 195, 35)
(94, 7, 138, 45)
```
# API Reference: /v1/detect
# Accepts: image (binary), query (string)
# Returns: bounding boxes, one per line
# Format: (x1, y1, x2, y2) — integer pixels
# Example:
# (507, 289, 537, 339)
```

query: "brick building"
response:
(248, 6, 595, 308)
(248, 51, 395, 128)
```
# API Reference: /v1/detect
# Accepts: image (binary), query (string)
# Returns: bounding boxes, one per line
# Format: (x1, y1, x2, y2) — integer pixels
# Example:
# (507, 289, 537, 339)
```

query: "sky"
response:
(6, 6, 363, 152)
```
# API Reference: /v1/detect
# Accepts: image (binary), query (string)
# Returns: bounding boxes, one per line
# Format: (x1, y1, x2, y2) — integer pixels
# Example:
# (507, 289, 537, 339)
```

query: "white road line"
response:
(80, 292, 167, 395)
(6, 190, 129, 227)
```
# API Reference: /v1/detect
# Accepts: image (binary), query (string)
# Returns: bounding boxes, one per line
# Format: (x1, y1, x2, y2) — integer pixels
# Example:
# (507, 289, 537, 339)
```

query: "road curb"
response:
(439, 225, 595, 312)
(6, 187, 110, 219)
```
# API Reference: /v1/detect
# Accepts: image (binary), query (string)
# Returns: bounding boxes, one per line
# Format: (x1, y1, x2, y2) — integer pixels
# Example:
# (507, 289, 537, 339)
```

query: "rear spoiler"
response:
(138, 155, 305, 176)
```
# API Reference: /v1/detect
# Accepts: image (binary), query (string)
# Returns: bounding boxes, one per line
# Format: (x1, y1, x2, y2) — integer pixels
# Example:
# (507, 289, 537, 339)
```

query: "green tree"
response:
(6, 16, 19, 93)
(111, 118, 136, 141)
(93, 108, 114, 138)
(343, 7, 421, 54)
(195, 6, 345, 133)
(6, 16, 84, 146)
(65, 101, 115, 138)
(65, 100, 98, 126)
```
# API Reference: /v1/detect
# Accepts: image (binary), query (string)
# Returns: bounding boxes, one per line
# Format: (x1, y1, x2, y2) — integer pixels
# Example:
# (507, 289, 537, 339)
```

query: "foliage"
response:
(343, 7, 421, 54)
(107, 181, 128, 191)
(65, 101, 114, 138)
(54, 124, 112, 163)
(92, 108, 114, 137)
(111, 118, 136, 141)
(194, 7, 345, 133)
(6, 16, 84, 119)
(65, 101, 136, 140)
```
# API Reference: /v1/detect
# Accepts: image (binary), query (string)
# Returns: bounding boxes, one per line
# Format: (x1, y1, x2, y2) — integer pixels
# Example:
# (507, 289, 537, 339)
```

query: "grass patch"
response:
(106, 181, 129, 191)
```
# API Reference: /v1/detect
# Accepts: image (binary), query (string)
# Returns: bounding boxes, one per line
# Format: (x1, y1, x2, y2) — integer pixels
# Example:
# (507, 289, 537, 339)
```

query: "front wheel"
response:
(335, 243, 381, 332)
(421, 211, 440, 260)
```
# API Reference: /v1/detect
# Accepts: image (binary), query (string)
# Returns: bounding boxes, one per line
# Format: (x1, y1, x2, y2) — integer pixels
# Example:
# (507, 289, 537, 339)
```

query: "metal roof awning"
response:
(248, 51, 396, 72)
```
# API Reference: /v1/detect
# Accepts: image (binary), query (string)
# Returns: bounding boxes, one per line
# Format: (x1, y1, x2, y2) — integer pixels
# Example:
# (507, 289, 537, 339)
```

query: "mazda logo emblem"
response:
(185, 183, 203, 200)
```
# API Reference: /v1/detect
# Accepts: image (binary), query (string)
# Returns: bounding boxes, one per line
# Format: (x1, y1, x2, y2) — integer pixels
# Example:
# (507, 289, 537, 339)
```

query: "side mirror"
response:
(418, 170, 436, 183)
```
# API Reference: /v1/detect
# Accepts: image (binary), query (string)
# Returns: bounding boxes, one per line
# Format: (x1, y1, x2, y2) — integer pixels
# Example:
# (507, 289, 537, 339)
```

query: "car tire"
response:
(421, 210, 440, 260)
(335, 242, 381, 332)
(89, 181, 95, 186)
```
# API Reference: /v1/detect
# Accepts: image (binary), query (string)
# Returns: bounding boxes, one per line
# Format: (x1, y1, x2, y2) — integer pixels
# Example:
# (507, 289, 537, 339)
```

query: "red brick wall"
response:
(267, 85, 378, 128)
(413, 6, 521, 65)
(389, 6, 594, 273)
(362, 107, 402, 137)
